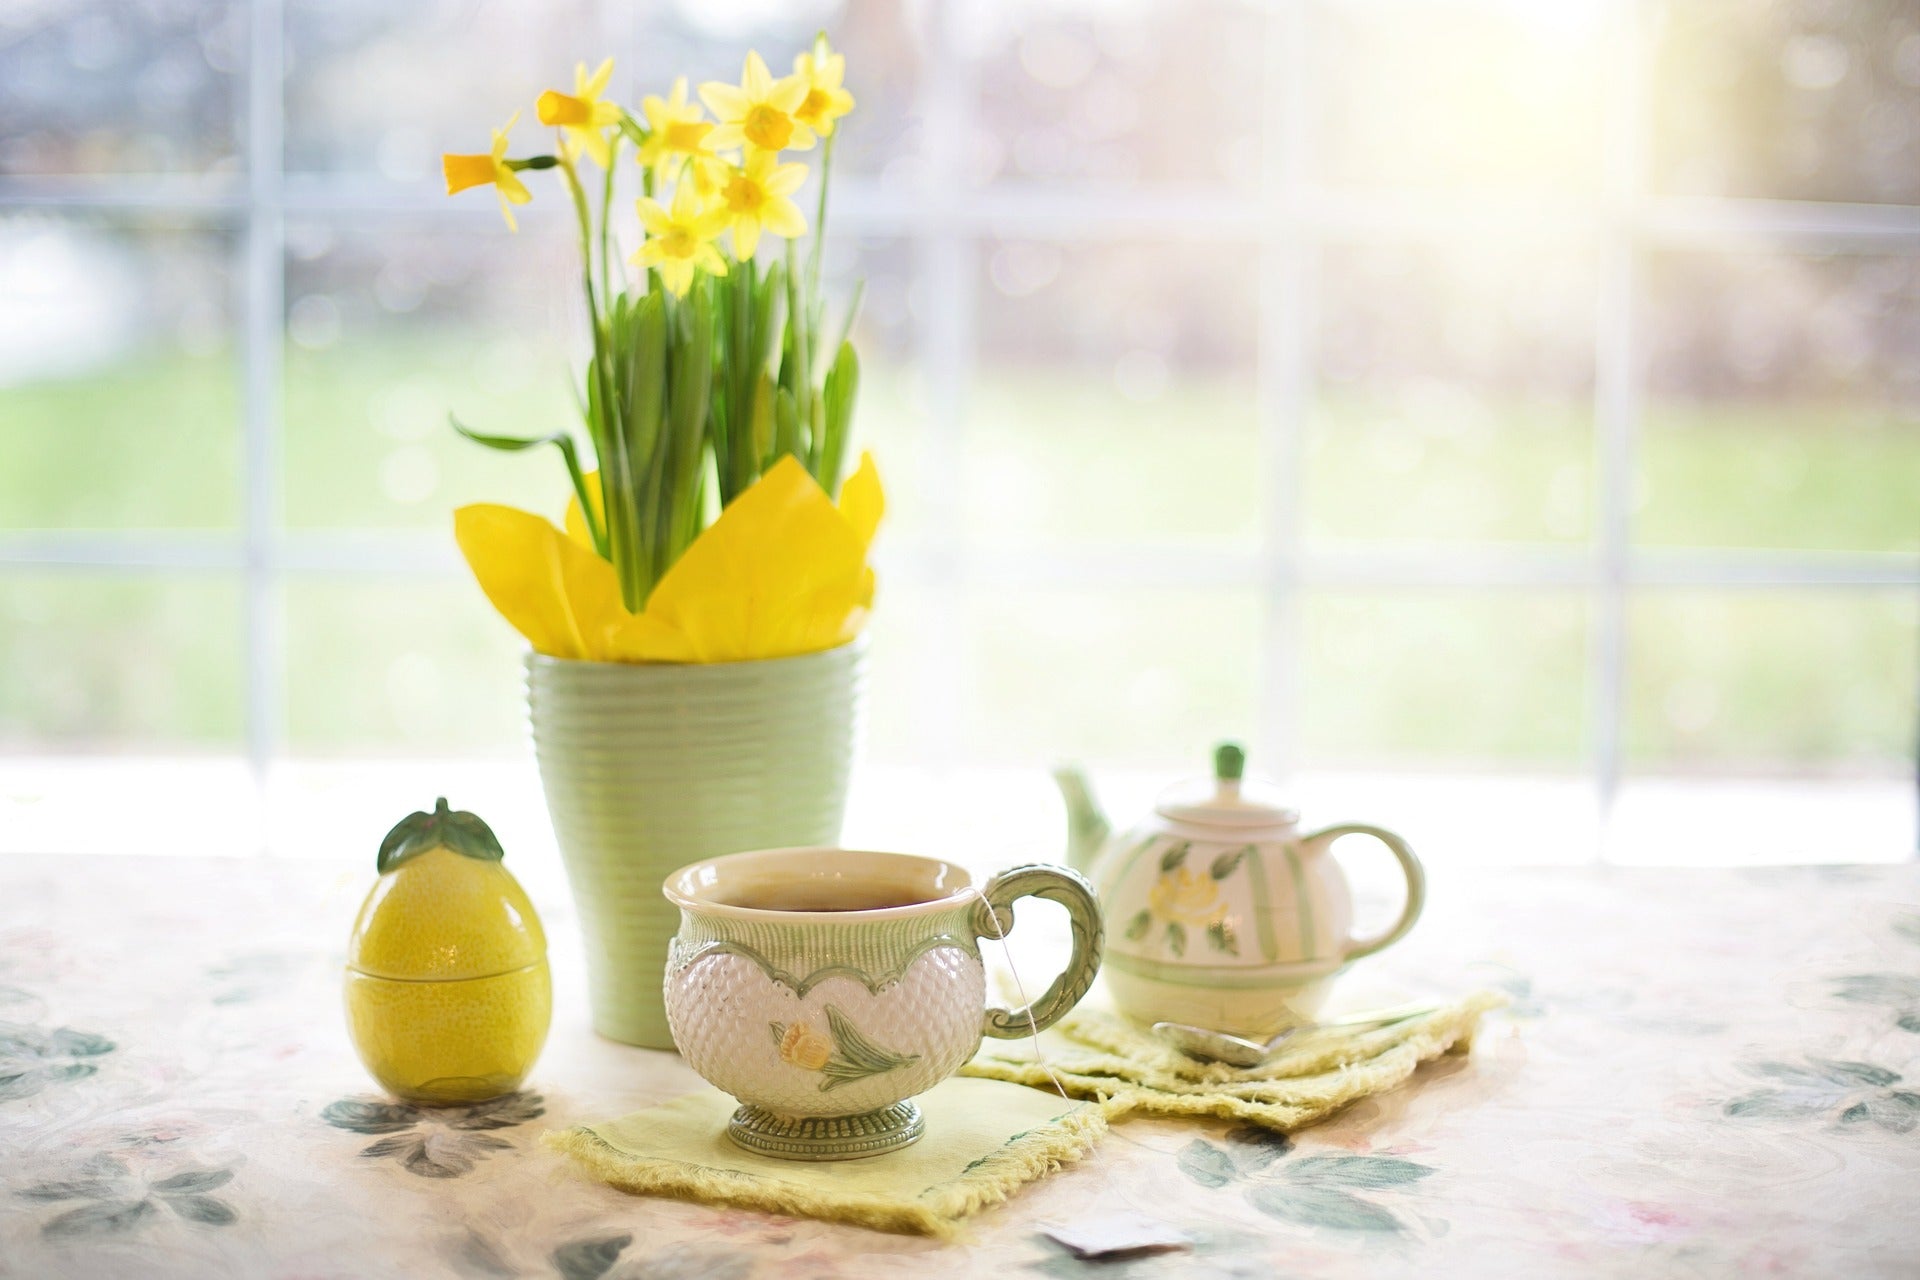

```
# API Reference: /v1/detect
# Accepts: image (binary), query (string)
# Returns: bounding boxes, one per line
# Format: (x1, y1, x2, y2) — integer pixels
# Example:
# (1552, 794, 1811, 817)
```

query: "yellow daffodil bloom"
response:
(636, 77, 715, 179)
(700, 50, 815, 154)
(706, 150, 807, 259)
(441, 112, 532, 231)
(631, 182, 729, 297)
(792, 36, 855, 139)
(536, 57, 621, 168)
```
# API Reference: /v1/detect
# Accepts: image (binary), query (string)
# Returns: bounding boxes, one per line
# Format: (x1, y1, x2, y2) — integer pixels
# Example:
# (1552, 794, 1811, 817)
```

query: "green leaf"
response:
(1123, 910, 1151, 942)
(42, 1199, 155, 1238)
(450, 417, 601, 556)
(1175, 1140, 1237, 1189)
(151, 1170, 232, 1195)
(1159, 843, 1190, 873)
(1209, 847, 1250, 881)
(1206, 920, 1238, 955)
(1166, 922, 1187, 957)
(1247, 1184, 1403, 1233)
(375, 797, 505, 872)
(552, 1233, 635, 1280)
(321, 1098, 423, 1134)
(169, 1195, 237, 1226)
(823, 1005, 918, 1076)
(1807, 1058, 1901, 1088)
(817, 340, 859, 495)
(1724, 1090, 1829, 1119)
(1285, 1155, 1434, 1189)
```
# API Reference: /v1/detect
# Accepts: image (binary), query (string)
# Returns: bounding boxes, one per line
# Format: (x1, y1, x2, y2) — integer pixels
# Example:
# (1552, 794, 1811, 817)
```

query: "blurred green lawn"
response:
(1, 338, 1914, 772)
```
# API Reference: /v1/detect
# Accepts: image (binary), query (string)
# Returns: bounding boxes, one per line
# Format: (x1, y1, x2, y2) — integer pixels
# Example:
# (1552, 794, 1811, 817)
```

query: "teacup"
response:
(662, 847, 1103, 1161)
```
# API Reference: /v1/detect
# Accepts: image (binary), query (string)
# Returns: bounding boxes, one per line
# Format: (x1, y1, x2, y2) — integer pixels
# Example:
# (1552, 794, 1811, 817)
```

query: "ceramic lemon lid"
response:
(1153, 743, 1299, 829)
(347, 798, 546, 982)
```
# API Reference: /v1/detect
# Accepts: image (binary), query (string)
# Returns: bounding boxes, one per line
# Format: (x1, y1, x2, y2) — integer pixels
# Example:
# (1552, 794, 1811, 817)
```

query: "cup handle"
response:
(971, 864, 1105, 1040)
(1300, 824, 1426, 962)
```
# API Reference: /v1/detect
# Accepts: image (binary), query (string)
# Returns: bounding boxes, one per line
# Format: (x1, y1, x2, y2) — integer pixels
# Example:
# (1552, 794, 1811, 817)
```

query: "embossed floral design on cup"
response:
(663, 848, 1103, 1161)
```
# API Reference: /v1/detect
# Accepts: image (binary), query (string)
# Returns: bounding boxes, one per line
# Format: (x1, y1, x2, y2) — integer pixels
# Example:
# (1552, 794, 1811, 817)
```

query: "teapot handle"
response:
(1300, 824, 1426, 962)
(971, 864, 1105, 1040)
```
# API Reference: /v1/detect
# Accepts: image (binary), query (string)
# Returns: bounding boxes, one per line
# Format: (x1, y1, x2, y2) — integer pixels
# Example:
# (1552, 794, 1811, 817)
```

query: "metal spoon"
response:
(1151, 1001, 1443, 1068)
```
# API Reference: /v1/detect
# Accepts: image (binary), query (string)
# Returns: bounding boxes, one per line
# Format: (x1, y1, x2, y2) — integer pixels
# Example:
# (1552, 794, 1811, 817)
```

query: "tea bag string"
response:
(965, 885, 1073, 1103)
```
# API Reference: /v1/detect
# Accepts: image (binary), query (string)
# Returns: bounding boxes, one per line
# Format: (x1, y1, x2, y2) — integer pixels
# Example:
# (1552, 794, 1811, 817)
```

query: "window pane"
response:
(1299, 592, 1590, 766)
(1308, 241, 1596, 545)
(1625, 591, 1917, 771)
(964, 587, 1263, 767)
(1649, 0, 1920, 205)
(0, 215, 239, 530)
(283, 577, 526, 753)
(0, 573, 242, 749)
(285, 0, 920, 184)
(0, 0, 241, 176)
(1312, 0, 1606, 191)
(1639, 251, 1920, 554)
(281, 217, 577, 530)
(969, 0, 1264, 189)
(969, 238, 1262, 550)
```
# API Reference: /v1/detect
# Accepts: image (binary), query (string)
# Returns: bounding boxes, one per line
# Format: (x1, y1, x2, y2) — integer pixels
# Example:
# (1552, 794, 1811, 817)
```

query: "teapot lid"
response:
(1154, 743, 1298, 829)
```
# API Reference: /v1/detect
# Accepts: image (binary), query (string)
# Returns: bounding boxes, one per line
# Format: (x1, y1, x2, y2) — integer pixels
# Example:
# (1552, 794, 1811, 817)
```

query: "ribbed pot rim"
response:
(526, 636, 867, 680)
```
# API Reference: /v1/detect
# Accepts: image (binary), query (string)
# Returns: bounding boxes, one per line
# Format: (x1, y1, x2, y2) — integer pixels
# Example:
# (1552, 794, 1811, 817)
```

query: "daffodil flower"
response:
(632, 183, 729, 297)
(537, 57, 621, 168)
(636, 76, 716, 180)
(442, 112, 533, 231)
(700, 50, 815, 154)
(705, 150, 807, 259)
(792, 36, 855, 139)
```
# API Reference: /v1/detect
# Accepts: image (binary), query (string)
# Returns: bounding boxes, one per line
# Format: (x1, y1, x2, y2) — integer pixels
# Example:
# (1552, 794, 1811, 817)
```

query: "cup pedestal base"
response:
(727, 1100, 924, 1161)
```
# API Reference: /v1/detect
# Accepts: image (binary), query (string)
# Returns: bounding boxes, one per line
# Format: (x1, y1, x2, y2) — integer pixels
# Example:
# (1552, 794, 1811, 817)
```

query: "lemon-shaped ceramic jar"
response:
(345, 798, 551, 1104)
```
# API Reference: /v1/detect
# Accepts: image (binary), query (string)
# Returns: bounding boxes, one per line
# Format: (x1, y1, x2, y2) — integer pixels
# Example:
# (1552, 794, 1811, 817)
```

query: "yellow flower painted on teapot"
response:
(1148, 865, 1225, 928)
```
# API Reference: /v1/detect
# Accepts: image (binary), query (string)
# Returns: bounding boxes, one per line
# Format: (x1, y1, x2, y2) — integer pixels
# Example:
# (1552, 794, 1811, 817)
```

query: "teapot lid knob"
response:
(1213, 741, 1246, 782)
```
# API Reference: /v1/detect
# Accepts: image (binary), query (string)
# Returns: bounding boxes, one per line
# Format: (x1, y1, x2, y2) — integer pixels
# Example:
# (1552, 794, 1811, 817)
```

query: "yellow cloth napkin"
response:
(960, 991, 1506, 1131)
(455, 452, 883, 663)
(544, 1077, 1105, 1240)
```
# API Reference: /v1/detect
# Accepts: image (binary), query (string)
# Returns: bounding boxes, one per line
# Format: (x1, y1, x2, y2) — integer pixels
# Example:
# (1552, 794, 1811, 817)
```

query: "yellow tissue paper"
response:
(455, 453, 883, 664)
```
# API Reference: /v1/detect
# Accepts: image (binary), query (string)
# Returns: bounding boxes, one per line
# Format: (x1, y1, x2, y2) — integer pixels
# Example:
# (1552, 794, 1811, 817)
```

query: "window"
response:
(2, 0, 1915, 865)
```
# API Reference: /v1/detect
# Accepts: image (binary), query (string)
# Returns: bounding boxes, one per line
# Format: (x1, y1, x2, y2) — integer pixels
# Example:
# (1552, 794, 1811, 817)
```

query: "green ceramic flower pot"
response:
(527, 641, 866, 1049)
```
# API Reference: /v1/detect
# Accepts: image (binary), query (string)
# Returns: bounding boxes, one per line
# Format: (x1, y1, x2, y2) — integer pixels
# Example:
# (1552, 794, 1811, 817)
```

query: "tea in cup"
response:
(662, 847, 1103, 1160)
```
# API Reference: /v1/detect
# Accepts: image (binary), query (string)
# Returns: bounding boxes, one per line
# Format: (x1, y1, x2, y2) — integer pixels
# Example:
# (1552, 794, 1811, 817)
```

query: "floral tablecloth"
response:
(2, 854, 1917, 1279)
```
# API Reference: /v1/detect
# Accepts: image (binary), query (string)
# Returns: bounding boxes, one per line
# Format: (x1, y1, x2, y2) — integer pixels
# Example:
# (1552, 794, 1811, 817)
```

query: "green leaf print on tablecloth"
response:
(1724, 1058, 1920, 1134)
(1175, 1127, 1434, 1234)
(0, 1021, 114, 1103)
(18, 1155, 237, 1238)
(321, 1091, 545, 1177)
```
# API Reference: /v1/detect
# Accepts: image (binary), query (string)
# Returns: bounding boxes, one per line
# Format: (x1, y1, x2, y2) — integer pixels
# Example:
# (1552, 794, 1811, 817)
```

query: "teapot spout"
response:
(1052, 763, 1111, 877)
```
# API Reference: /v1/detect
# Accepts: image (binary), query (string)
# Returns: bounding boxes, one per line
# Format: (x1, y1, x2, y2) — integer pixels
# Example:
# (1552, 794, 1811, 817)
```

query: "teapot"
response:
(1056, 743, 1424, 1037)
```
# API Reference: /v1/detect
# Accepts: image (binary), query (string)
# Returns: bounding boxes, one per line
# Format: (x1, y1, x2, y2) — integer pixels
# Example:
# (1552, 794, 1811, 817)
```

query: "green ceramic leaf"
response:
(1247, 1184, 1403, 1233)
(1166, 922, 1187, 958)
(822, 1005, 918, 1078)
(1285, 1155, 1434, 1189)
(1175, 1139, 1238, 1189)
(1159, 843, 1190, 873)
(1124, 910, 1151, 942)
(376, 798, 506, 873)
